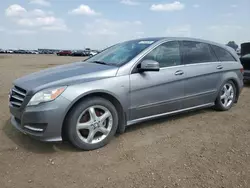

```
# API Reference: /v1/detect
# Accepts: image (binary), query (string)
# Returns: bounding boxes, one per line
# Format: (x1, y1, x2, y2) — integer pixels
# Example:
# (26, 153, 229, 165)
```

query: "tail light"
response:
(240, 68, 244, 73)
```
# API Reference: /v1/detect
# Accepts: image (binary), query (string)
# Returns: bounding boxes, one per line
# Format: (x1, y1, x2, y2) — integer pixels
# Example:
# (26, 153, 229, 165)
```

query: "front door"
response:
(129, 41, 186, 121)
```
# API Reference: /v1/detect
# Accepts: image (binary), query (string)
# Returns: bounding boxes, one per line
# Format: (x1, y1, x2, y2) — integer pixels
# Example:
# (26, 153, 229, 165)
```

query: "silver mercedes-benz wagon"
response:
(9, 37, 244, 150)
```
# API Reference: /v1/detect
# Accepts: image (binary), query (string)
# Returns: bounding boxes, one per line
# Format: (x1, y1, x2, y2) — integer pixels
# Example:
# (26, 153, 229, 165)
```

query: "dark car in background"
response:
(38, 49, 57, 54)
(240, 42, 250, 81)
(13, 50, 28, 54)
(57, 50, 72, 56)
(72, 50, 84, 56)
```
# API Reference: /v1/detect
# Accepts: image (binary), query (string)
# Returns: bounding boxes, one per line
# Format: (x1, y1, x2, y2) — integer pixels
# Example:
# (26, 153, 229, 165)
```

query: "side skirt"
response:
(126, 103, 214, 126)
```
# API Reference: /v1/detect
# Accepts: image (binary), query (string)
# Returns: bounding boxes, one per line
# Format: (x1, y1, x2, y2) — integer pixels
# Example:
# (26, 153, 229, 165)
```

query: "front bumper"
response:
(9, 96, 71, 142)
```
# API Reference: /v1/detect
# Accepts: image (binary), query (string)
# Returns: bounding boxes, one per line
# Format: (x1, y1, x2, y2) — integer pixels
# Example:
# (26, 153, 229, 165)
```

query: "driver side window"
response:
(143, 41, 181, 68)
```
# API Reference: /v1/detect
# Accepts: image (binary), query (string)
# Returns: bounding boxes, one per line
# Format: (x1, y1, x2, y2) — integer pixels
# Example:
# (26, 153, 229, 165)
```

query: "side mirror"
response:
(139, 60, 160, 72)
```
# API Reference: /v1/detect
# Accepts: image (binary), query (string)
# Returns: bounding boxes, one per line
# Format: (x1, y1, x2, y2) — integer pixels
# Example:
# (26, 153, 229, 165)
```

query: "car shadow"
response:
(125, 107, 214, 133)
(3, 119, 79, 154)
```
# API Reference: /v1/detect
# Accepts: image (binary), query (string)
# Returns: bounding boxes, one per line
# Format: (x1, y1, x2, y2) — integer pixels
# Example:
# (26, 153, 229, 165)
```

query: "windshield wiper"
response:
(89, 60, 118, 67)
(91, 61, 108, 65)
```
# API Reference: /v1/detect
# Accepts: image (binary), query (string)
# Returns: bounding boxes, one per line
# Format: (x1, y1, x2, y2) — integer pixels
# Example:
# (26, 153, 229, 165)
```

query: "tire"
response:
(214, 80, 237, 111)
(66, 97, 118, 150)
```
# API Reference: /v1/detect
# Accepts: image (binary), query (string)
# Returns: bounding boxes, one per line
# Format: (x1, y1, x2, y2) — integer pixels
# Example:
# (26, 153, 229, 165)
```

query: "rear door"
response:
(180, 40, 222, 108)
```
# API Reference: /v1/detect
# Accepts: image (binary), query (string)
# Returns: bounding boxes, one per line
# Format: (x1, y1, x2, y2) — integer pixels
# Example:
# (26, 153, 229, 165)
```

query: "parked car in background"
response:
(82, 50, 91, 56)
(89, 50, 98, 57)
(38, 50, 54, 54)
(57, 50, 72, 56)
(71, 50, 84, 56)
(6, 49, 14, 53)
(240, 54, 250, 81)
(26, 50, 32, 54)
(29, 50, 39, 54)
(13, 49, 27, 54)
(240, 42, 250, 81)
(0, 49, 5, 53)
(48, 50, 56, 54)
(9, 37, 243, 151)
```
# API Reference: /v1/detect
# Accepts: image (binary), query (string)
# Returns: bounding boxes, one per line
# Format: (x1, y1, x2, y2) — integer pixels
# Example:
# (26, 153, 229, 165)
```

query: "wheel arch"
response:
(62, 91, 127, 140)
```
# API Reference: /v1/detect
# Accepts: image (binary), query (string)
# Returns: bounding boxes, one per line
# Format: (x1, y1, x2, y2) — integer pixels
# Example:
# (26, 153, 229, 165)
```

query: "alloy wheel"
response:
(76, 105, 113, 144)
(220, 83, 234, 108)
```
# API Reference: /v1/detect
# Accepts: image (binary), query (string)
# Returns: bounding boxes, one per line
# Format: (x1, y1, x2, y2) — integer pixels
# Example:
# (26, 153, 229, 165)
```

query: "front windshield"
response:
(86, 39, 157, 66)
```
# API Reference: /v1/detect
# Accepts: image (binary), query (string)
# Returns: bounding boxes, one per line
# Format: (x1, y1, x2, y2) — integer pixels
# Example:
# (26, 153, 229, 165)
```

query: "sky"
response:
(0, 0, 250, 50)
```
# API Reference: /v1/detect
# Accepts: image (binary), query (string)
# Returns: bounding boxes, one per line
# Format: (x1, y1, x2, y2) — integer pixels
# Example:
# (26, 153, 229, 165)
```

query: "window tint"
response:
(181, 41, 217, 64)
(143, 41, 181, 68)
(211, 45, 236, 62)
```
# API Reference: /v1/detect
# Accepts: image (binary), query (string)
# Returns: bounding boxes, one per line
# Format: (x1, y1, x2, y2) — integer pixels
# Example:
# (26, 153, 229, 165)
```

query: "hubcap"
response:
(220, 83, 234, 108)
(76, 105, 113, 144)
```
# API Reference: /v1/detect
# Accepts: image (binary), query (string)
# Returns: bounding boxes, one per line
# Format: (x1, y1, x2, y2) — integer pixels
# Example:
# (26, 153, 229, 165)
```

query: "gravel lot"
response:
(0, 54, 250, 188)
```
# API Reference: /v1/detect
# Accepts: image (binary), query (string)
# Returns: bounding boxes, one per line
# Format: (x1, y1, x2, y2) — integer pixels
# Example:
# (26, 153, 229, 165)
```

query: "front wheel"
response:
(66, 97, 118, 150)
(214, 80, 236, 111)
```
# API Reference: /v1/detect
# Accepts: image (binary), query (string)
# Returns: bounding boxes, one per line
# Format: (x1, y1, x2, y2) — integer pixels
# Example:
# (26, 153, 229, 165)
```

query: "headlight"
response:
(27, 86, 67, 106)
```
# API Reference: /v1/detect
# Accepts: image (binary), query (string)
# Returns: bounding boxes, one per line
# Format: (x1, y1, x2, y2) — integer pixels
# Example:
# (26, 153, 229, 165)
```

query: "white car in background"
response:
(89, 50, 98, 57)
(6, 50, 14, 53)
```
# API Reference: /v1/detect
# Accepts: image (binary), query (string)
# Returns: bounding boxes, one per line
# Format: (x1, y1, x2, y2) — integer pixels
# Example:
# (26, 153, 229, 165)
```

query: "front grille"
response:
(9, 86, 27, 108)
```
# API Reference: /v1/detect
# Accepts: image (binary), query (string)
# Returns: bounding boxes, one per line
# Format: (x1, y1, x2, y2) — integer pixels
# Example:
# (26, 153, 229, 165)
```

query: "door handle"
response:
(175, 70, 184, 76)
(217, 65, 223, 70)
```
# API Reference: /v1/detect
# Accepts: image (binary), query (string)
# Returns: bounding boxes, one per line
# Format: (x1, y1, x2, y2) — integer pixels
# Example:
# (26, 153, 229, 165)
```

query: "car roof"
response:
(128, 37, 227, 49)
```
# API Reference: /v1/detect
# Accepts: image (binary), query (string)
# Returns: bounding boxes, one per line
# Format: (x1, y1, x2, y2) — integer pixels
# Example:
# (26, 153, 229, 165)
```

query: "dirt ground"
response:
(0, 54, 250, 188)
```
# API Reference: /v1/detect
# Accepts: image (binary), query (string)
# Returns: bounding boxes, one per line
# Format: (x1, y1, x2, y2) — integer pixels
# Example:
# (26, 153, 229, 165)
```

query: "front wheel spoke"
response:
(224, 98, 228, 106)
(229, 94, 234, 100)
(220, 94, 226, 100)
(89, 107, 97, 121)
(87, 129, 96, 143)
(228, 85, 233, 93)
(77, 122, 91, 130)
(99, 127, 109, 135)
(100, 111, 111, 123)
(223, 85, 227, 92)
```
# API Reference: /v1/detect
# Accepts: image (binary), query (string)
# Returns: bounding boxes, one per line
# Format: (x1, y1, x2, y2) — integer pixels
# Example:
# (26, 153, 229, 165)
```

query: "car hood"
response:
(14, 61, 119, 95)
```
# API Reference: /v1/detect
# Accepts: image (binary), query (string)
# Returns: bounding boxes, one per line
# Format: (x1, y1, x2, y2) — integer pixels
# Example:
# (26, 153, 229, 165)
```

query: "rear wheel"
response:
(214, 80, 236, 111)
(66, 97, 118, 150)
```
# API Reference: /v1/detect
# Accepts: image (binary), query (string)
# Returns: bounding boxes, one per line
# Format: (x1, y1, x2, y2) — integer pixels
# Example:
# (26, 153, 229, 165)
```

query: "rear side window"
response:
(181, 41, 217, 64)
(211, 45, 236, 62)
